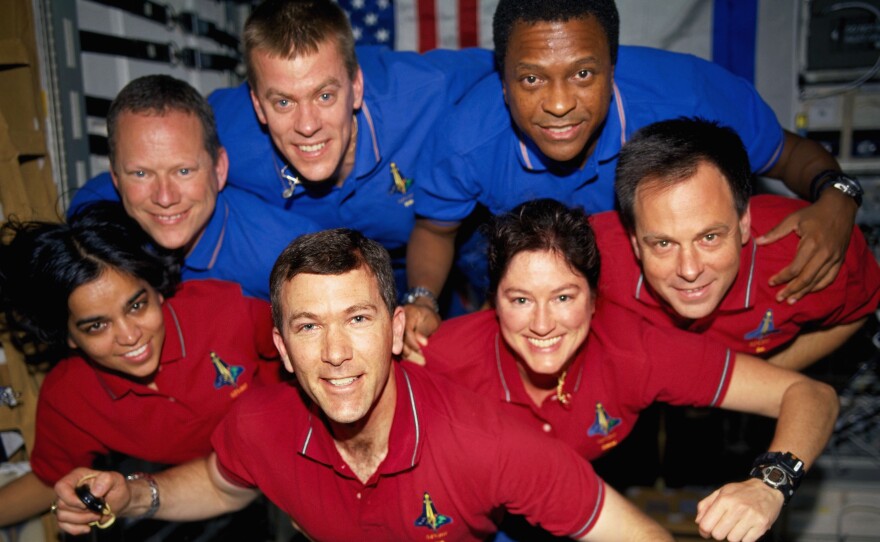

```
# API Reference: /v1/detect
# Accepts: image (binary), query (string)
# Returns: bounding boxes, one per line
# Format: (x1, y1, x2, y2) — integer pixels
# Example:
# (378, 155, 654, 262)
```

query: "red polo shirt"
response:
(423, 304, 733, 460)
(212, 363, 605, 541)
(592, 195, 880, 356)
(31, 279, 280, 485)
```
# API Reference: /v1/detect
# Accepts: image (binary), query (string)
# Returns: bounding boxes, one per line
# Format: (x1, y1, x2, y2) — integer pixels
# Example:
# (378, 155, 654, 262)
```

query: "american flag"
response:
(337, 0, 499, 52)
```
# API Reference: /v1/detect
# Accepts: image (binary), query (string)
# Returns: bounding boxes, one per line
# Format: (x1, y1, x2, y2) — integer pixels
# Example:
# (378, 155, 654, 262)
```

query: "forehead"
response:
(503, 250, 583, 285)
(506, 16, 610, 67)
(68, 268, 144, 313)
(634, 163, 738, 229)
(114, 110, 207, 157)
(280, 267, 382, 312)
(250, 39, 352, 94)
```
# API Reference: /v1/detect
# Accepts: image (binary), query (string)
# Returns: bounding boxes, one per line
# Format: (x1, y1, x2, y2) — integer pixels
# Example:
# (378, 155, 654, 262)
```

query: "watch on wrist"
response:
(810, 170, 864, 207)
(126, 472, 160, 519)
(749, 451, 805, 505)
(402, 286, 440, 313)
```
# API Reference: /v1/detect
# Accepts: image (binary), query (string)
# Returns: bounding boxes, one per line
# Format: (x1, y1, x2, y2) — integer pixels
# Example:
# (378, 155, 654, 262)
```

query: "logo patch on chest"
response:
(210, 352, 244, 389)
(414, 491, 453, 533)
(744, 308, 781, 341)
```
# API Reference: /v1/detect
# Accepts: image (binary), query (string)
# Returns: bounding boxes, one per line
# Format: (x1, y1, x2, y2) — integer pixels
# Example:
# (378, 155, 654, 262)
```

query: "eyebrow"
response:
(514, 56, 601, 71)
(74, 288, 147, 327)
(641, 223, 732, 243)
(263, 77, 343, 100)
(502, 283, 582, 296)
(284, 303, 379, 327)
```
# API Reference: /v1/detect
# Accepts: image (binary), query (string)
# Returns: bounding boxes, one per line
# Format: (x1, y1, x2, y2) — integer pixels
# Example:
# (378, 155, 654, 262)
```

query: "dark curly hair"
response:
(493, 0, 620, 71)
(0, 202, 182, 367)
(486, 198, 600, 304)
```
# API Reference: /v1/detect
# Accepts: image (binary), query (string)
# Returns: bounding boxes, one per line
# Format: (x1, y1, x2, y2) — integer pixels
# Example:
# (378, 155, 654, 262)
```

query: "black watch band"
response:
(749, 451, 805, 505)
(810, 170, 864, 207)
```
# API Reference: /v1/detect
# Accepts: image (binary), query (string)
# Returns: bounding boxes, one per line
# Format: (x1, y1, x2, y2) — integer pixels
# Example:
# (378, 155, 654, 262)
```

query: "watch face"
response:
(764, 466, 788, 487)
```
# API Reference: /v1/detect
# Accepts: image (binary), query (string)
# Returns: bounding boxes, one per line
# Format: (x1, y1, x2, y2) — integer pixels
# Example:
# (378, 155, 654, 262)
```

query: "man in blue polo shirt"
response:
(68, 75, 319, 300)
(402, 0, 859, 358)
(206, 0, 494, 291)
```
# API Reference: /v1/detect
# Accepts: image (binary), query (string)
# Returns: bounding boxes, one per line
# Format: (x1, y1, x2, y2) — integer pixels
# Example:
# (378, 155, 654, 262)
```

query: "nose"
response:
(115, 318, 143, 346)
(294, 102, 322, 137)
(152, 175, 181, 208)
(321, 324, 352, 367)
(677, 245, 704, 282)
(529, 302, 556, 336)
(542, 80, 576, 118)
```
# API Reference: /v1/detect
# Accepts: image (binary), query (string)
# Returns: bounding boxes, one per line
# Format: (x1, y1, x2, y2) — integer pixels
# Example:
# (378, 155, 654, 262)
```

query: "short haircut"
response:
(243, 0, 358, 88)
(106, 74, 220, 168)
(615, 117, 753, 232)
(269, 228, 397, 329)
(487, 198, 600, 303)
(0, 202, 181, 367)
(493, 0, 620, 71)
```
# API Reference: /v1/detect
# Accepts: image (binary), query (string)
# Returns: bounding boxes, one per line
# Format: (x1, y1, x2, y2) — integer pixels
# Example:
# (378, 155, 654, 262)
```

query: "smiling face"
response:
(249, 40, 364, 185)
(272, 267, 404, 429)
(496, 250, 594, 380)
(66, 267, 165, 381)
(502, 16, 614, 164)
(111, 110, 228, 253)
(630, 162, 751, 320)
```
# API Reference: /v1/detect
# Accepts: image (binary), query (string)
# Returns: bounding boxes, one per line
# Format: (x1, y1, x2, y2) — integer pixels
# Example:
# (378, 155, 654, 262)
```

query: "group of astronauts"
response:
(1, 0, 878, 541)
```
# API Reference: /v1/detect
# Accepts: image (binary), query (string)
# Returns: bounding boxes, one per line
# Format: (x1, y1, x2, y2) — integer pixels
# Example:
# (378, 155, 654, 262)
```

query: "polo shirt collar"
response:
(94, 302, 186, 400)
(513, 81, 625, 175)
(633, 237, 759, 315)
(350, 101, 382, 182)
(183, 192, 229, 272)
(296, 362, 422, 481)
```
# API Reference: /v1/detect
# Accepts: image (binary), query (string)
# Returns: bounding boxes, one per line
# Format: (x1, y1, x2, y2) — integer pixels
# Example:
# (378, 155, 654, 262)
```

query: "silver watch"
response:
(402, 286, 439, 313)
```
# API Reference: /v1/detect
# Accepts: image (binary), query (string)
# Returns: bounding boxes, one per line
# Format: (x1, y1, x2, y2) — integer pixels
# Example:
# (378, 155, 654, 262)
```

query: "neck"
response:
(335, 114, 359, 187)
(516, 361, 566, 406)
(331, 364, 396, 483)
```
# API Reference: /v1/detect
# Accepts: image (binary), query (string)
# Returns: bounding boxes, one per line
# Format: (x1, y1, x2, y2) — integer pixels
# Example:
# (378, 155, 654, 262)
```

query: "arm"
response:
(402, 219, 460, 357)
(695, 353, 839, 541)
(767, 318, 867, 371)
(54, 454, 258, 536)
(0, 472, 55, 527)
(757, 130, 856, 303)
(577, 482, 673, 542)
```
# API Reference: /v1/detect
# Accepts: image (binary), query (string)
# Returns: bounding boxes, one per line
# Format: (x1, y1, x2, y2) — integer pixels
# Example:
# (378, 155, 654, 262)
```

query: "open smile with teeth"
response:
(153, 211, 186, 223)
(527, 336, 562, 348)
(298, 142, 326, 153)
(326, 376, 359, 386)
(124, 344, 148, 359)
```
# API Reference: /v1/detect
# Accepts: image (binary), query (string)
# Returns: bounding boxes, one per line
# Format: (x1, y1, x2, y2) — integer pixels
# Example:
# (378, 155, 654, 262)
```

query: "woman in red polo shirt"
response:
(0, 202, 279, 527)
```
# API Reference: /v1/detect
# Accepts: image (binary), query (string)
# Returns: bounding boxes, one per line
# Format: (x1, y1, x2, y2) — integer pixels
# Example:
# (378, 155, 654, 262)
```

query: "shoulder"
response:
(169, 279, 266, 316)
(427, 311, 498, 360)
(748, 195, 808, 236)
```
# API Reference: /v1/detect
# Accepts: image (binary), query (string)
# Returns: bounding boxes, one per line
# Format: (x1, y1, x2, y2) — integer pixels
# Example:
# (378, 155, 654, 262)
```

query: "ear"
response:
(250, 87, 269, 126)
(351, 67, 365, 110)
(67, 335, 78, 350)
(110, 169, 121, 190)
(739, 203, 752, 245)
(629, 232, 642, 261)
(501, 76, 509, 105)
(390, 306, 405, 356)
(272, 327, 294, 374)
(214, 147, 229, 191)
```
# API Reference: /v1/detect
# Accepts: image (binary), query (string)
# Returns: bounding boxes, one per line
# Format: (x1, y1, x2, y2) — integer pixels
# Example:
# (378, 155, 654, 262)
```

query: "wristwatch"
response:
(749, 452, 805, 504)
(402, 286, 439, 313)
(811, 170, 864, 207)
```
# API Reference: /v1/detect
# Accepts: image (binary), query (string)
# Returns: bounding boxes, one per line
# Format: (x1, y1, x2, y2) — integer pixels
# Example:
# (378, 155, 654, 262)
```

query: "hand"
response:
(402, 303, 441, 363)
(756, 192, 855, 303)
(54, 468, 130, 536)
(695, 478, 783, 542)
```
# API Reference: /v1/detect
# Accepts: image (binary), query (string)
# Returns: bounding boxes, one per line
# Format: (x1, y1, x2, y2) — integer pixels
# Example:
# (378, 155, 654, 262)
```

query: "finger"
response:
(776, 258, 834, 302)
(755, 215, 799, 246)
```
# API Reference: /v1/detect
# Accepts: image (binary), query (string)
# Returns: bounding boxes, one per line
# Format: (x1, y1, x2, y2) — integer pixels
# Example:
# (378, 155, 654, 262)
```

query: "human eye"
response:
(703, 233, 720, 244)
(520, 74, 540, 87)
(511, 297, 529, 305)
(297, 322, 317, 333)
(557, 294, 571, 302)
(350, 314, 370, 325)
(82, 321, 108, 334)
(574, 69, 592, 80)
(178, 167, 191, 176)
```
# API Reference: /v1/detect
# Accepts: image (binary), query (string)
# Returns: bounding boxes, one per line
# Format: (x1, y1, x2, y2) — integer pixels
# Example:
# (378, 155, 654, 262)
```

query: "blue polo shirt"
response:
(68, 173, 320, 300)
(207, 46, 495, 265)
(415, 46, 785, 223)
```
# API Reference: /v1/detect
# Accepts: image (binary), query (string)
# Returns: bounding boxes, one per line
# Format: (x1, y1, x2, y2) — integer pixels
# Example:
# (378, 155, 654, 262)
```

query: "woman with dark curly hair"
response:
(0, 202, 279, 526)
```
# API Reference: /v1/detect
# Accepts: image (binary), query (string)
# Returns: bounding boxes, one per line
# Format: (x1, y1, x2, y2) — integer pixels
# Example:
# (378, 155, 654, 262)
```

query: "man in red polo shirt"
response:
(593, 117, 880, 370)
(52, 229, 672, 541)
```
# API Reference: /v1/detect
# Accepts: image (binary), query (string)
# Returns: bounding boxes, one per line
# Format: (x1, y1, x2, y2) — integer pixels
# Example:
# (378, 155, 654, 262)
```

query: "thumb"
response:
(756, 215, 798, 245)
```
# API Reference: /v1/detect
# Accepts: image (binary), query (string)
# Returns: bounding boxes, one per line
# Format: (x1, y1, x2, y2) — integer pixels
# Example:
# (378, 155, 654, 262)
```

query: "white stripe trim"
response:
(572, 481, 605, 538)
(401, 369, 421, 467)
(613, 81, 626, 147)
(301, 425, 314, 455)
(494, 333, 512, 402)
(711, 349, 733, 406)
(167, 304, 185, 358)
(743, 241, 757, 308)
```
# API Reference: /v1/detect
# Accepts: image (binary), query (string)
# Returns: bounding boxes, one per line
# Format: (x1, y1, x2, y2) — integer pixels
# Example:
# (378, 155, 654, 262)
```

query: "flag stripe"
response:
(417, 0, 437, 51)
(458, 0, 479, 48)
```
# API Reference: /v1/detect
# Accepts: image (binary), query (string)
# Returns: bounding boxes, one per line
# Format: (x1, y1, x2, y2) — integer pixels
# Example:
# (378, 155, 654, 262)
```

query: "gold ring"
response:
(50, 502, 58, 515)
